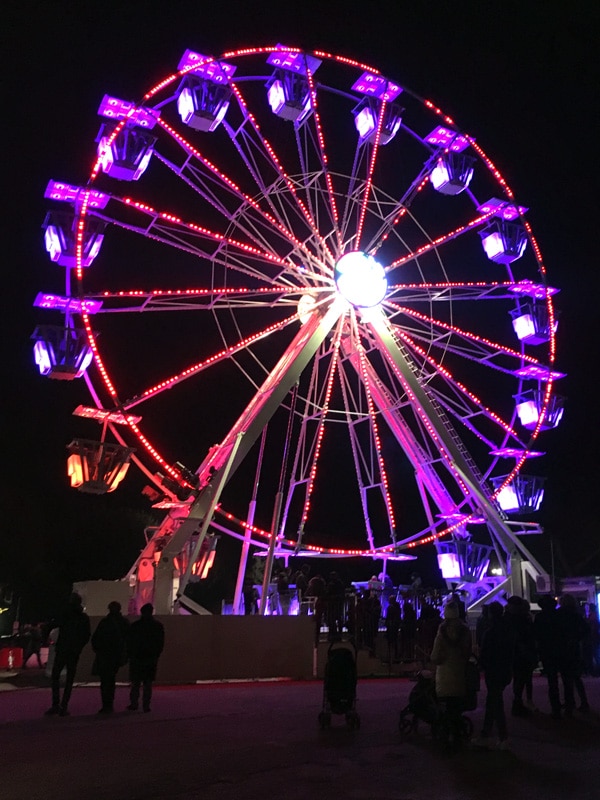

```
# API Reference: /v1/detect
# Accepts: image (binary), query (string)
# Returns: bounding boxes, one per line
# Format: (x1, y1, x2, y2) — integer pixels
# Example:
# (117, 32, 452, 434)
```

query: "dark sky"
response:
(2, 1, 598, 615)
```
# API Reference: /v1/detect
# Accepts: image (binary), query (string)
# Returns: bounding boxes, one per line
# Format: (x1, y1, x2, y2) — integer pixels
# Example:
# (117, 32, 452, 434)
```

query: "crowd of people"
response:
(44, 593, 164, 718)
(14, 573, 600, 740)
(244, 565, 450, 657)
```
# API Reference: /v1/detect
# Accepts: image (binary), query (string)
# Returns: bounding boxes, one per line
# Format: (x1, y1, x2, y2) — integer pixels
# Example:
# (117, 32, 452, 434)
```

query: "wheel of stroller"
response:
(460, 715, 474, 740)
(318, 712, 331, 730)
(346, 711, 360, 730)
(398, 710, 415, 736)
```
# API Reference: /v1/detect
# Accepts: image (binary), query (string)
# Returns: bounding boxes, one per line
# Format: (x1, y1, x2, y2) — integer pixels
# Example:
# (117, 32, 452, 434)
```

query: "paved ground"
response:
(1, 669, 600, 800)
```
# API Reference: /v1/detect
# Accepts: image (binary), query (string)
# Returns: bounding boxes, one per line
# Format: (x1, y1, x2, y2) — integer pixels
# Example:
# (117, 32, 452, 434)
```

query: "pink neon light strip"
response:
(387, 209, 496, 271)
(387, 302, 542, 367)
(227, 82, 334, 265)
(357, 339, 397, 532)
(96, 286, 294, 300)
(119, 197, 293, 270)
(373, 175, 430, 251)
(155, 117, 317, 266)
(123, 312, 299, 409)
(298, 320, 343, 529)
(356, 97, 387, 250)
(304, 65, 341, 247)
(393, 327, 520, 439)
(373, 325, 474, 504)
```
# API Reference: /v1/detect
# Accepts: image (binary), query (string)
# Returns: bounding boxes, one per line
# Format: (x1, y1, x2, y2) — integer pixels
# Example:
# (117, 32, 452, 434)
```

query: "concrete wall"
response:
(79, 615, 315, 683)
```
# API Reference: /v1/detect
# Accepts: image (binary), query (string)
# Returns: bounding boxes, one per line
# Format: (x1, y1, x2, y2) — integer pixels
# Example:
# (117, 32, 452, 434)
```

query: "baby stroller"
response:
(399, 670, 474, 748)
(318, 640, 360, 729)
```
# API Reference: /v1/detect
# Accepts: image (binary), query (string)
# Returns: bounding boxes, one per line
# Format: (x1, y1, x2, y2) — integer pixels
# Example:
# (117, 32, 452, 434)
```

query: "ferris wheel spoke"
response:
(84, 286, 309, 313)
(366, 171, 431, 254)
(355, 98, 387, 250)
(385, 280, 527, 304)
(387, 303, 543, 373)
(226, 81, 334, 264)
(386, 208, 497, 273)
(355, 334, 398, 545)
(283, 320, 343, 544)
(344, 339, 481, 530)
(91, 194, 324, 287)
(120, 310, 301, 411)
(156, 117, 325, 266)
(303, 66, 341, 249)
(394, 328, 524, 448)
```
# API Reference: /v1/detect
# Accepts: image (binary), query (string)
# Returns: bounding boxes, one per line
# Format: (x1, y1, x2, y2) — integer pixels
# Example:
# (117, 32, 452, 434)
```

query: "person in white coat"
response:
(431, 601, 472, 735)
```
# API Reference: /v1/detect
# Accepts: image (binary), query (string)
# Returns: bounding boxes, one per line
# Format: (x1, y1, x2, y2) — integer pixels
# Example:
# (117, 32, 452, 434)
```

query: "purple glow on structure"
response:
(430, 153, 474, 195)
(492, 475, 545, 514)
(490, 447, 544, 458)
(477, 198, 528, 220)
(266, 49, 321, 75)
(515, 390, 564, 431)
(424, 126, 470, 152)
(176, 86, 230, 131)
(352, 72, 402, 101)
(32, 326, 94, 379)
(267, 79, 311, 122)
(511, 306, 557, 345)
(97, 95, 159, 128)
(354, 106, 376, 140)
(513, 365, 565, 381)
(33, 340, 52, 376)
(73, 405, 142, 425)
(353, 102, 402, 145)
(437, 551, 461, 579)
(481, 222, 527, 264)
(515, 397, 540, 428)
(437, 512, 486, 524)
(177, 50, 236, 81)
(44, 224, 104, 267)
(33, 293, 102, 314)
(44, 180, 109, 209)
(508, 280, 559, 299)
(97, 132, 154, 181)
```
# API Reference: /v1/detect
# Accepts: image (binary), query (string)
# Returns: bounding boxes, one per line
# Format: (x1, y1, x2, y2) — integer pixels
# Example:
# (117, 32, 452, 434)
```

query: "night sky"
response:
(2, 1, 598, 619)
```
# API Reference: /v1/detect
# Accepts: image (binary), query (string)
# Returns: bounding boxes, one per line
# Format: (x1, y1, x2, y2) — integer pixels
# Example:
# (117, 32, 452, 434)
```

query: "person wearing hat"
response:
(127, 604, 165, 713)
(430, 600, 472, 742)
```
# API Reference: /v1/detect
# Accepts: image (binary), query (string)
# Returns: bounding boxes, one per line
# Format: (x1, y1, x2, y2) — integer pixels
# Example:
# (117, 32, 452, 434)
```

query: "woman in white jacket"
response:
(431, 601, 472, 737)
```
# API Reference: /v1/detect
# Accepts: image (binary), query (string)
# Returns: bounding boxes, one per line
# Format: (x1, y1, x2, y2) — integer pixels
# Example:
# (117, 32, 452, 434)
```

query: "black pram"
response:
(399, 670, 474, 748)
(318, 641, 360, 729)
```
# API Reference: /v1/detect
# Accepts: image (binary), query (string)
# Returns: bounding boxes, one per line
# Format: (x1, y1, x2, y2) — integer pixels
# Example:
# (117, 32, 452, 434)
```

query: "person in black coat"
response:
(504, 595, 537, 716)
(474, 601, 516, 749)
(533, 594, 562, 719)
(45, 592, 91, 717)
(91, 601, 130, 714)
(127, 603, 165, 713)
(556, 594, 589, 715)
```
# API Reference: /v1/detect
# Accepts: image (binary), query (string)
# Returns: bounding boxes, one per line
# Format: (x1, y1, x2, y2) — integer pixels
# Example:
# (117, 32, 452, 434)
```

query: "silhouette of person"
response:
(23, 623, 43, 668)
(430, 601, 471, 740)
(474, 601, 515, 749)
(127, 603, 164, 713)
(534, 594, 562, 719)
(91, 601, 130, 714)
(385, 595, 401, 662)
(45, 592, 91, 717)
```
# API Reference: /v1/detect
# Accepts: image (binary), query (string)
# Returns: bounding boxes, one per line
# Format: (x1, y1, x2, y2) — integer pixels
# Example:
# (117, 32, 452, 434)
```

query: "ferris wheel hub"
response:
(334, 251, 387, 309)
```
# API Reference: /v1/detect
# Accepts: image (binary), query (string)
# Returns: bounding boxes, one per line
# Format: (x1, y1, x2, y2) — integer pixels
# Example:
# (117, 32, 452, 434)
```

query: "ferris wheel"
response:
(34, 46, 563, 613)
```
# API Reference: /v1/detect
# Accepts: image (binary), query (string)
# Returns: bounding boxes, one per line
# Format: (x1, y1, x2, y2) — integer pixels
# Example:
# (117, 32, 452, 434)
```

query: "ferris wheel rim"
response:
(53, 44, 558, 555)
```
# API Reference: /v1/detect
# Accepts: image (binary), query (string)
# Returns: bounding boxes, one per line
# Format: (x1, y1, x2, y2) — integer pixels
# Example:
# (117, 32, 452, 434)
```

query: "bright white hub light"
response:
(334, 251, 387, 308)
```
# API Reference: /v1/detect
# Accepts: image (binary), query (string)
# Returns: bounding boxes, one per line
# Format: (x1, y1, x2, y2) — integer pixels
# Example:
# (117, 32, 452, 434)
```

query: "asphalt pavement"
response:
(1, 669, 600, 800)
